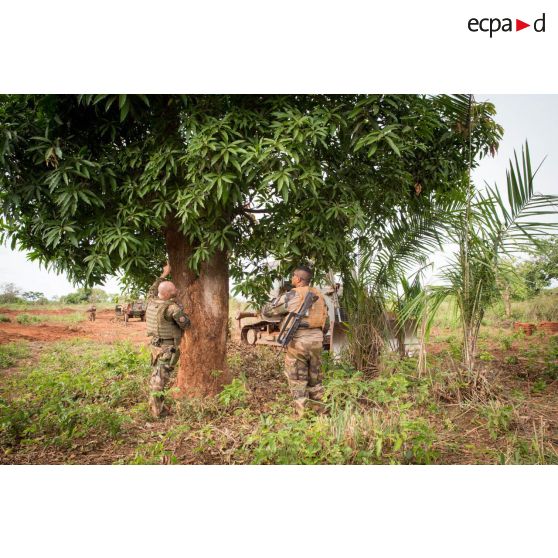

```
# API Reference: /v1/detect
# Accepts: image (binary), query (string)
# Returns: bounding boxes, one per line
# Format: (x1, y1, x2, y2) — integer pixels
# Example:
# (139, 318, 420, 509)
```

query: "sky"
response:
(1, 94, 557, 298)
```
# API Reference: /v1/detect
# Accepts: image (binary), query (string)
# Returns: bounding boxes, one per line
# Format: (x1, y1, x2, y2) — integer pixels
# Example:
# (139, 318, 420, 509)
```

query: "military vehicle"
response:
(235, 273, 420, 357)
(114, 302, 146, 324)
(235, 279, 349, 356)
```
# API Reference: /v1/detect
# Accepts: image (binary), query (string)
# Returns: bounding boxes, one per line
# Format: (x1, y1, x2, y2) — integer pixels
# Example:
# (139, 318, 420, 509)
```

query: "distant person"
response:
(145, 263, 190, 418)
(261, 265, 329, 417)
(87, 304, 96, 322)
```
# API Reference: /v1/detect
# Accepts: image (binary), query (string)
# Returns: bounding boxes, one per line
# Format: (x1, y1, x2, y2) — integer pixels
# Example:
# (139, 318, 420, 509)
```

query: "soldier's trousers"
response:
(149, 344, 180, 418)
(284, 339, 324, 408)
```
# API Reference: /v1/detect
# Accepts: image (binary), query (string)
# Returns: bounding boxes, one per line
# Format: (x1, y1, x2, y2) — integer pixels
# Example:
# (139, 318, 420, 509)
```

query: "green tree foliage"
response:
(516, 237, 558, 296)
(0, 94, 501, 300)
(61, 287, 108, 304)
(405, 142, 558, 374)
(0, 282, 21, 303)
(0, 94, 503, 392)
(21, 291, 46, 302)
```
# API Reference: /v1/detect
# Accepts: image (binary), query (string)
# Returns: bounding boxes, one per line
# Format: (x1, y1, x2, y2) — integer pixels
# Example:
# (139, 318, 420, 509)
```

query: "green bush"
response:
(242, 406, 439, 465)
(480, 401, 515, 440)
(499, 335, 514, 351)
(218, 376, 249, 408)
(0, 314, 11, 322)
(16, 314, 42, 325)
(246, 415, 353, 465)
(479, 351, 494, 362)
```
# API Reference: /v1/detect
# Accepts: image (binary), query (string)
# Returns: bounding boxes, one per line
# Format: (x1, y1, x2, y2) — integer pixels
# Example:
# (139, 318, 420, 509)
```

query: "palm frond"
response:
(478, 142, 558, 252)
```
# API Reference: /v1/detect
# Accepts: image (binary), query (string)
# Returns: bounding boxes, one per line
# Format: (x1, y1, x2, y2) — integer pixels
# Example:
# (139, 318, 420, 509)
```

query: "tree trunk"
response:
(165, 225, 231, 397)
(503, 284, 512, 319)
(463, 314, 482, 381)
(462, 325, 476, 375)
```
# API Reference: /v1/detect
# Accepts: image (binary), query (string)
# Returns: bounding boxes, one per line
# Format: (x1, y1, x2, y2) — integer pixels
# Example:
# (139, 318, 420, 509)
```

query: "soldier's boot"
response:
(293, 398, 306, 419)
(307, 385, 326, 415)
(149, 394, 165, 418)
(307, 399, 327, 415)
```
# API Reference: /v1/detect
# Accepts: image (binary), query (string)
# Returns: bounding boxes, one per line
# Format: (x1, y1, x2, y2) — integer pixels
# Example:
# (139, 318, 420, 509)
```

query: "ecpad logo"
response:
(468, 13, 546, 37)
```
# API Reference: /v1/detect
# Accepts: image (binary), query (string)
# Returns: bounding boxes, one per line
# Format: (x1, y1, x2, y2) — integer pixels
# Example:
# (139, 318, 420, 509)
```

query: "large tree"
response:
(0, 94, 501, 395)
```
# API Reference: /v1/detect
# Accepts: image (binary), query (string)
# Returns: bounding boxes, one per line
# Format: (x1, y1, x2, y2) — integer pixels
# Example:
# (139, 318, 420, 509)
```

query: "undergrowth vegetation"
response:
(0, 340, 149, 449)
(1, 332, 557, 465)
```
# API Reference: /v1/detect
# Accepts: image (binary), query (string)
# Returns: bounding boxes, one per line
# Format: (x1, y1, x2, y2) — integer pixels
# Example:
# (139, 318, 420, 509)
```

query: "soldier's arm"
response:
(147, 264, 172, 300)
(261, 291, 300, 318)
(167, 303, 191, 330)
(147, 278, 164, 300)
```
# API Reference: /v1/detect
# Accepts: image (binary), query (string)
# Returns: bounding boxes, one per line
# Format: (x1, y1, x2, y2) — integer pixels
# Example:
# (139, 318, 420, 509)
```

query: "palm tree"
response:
(406, 140, 557, 377)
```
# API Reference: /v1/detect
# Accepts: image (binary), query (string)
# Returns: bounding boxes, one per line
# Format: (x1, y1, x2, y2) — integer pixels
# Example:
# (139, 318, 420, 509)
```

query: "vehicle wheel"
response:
(246, 328, 258, 345)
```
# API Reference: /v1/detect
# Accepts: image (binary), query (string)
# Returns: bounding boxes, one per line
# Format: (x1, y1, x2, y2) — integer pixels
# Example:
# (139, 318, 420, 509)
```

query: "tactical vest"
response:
(146, 299, 182, 342)
(292, 286, 327, 329)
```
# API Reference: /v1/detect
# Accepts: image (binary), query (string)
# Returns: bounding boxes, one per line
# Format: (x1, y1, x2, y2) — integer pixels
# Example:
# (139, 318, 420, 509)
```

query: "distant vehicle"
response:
(114, 302, 146, 324)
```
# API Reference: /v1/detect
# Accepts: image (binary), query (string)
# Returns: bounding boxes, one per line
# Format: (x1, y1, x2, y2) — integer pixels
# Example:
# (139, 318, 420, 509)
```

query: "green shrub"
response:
(446, 338, 463, 360)
(15, 314, 42, 325)
(0, 314, 10, 323)
(480, 401, 514, 440)
(532, 379, 547, 394)
(499, 335, 513, 351)
(218, 376, 249, 408)
(479, 351, 493, 362)
(504, 355, 519, 365)
(323, 365, 415, 412)
(246, 415, 352, 465)
(242, 406, 439, 465)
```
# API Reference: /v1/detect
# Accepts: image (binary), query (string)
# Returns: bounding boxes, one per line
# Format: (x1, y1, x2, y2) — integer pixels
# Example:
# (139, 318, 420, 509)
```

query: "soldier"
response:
(145, 263, 190, 418)
(87, 304, 96, 322)
(261, 265, 329, 417)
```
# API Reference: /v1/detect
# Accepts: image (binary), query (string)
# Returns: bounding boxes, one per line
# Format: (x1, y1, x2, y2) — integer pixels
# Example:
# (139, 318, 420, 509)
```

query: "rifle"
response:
(277, 291, 317, 347)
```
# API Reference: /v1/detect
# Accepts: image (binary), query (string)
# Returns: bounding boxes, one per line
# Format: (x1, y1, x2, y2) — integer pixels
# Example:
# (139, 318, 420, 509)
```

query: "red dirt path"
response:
(0, 309, 149, 346)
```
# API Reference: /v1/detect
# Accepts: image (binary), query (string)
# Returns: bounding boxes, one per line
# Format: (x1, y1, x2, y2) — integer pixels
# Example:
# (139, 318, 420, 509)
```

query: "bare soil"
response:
(0, 309, 148, 346)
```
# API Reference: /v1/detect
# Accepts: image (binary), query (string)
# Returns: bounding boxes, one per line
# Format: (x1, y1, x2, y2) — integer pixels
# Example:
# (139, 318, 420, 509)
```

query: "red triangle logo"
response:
(516, 19, 530, 31)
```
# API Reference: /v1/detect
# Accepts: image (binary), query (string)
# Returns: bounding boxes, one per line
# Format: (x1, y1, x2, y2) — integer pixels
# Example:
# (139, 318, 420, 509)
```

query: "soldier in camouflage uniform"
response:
(87, 304, 96, 322)
(146, 264, 190, 418)
(262, 266, 329, 417)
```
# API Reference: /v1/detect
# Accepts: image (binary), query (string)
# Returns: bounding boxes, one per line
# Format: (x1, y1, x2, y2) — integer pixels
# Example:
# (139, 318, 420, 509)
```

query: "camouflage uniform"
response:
(262, 286, 329, 415)
(145, 278, 190, 418)
(87, 305, 96, 321)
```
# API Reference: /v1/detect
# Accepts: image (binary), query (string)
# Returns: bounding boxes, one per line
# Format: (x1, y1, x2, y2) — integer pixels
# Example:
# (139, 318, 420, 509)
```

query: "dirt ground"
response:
(0, 308, 149, 346)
